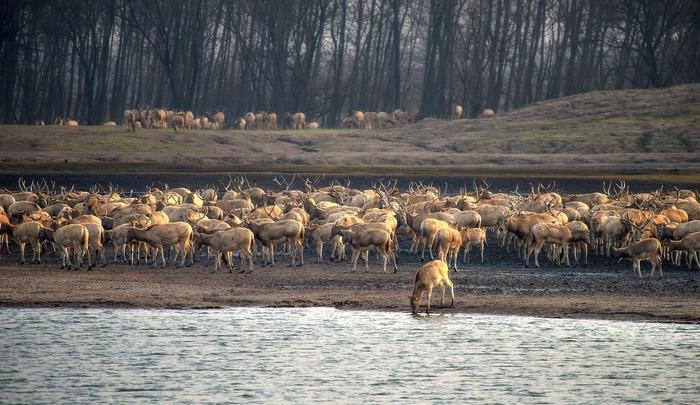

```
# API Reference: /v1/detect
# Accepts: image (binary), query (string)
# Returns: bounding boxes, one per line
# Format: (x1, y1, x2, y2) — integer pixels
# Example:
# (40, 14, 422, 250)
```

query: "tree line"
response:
(1, 0, 698, 126)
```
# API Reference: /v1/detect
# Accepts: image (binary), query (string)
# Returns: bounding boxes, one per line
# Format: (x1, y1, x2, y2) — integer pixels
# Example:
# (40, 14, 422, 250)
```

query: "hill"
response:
(0, 83, 698, 181)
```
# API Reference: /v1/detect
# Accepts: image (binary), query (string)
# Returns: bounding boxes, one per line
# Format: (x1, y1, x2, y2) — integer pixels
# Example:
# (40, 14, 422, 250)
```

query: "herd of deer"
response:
(1, 177, 698, 313)
(43, 106, 478, 132)
(121, 108, 226, 133)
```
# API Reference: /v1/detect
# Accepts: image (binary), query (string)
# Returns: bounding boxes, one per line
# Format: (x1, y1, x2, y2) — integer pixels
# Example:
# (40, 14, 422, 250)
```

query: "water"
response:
(0, 173, 693, 195)
(1, 308, 698, 404)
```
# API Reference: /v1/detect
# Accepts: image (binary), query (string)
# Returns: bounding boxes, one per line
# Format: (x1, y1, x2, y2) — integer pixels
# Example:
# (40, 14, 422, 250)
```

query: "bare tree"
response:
(0, 0, 698, 125)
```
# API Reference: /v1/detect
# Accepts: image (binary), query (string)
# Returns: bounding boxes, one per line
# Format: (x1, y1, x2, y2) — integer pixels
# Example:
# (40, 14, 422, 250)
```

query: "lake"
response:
(1, 308, 698, 403)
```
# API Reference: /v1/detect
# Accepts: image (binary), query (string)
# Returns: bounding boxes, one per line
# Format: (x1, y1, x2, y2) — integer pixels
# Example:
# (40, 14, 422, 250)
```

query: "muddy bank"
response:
(1, 253, 698, 322)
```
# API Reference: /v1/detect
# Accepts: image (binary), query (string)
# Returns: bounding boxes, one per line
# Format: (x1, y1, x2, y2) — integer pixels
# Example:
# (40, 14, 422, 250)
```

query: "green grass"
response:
(1, 83, 698, 179)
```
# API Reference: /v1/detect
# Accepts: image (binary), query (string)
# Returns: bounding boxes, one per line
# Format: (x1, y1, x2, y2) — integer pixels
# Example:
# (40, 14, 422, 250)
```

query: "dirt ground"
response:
(1, 237, 698, 323)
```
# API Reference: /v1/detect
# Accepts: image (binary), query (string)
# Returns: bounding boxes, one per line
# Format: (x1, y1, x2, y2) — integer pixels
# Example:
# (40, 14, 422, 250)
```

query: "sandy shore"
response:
(1, 262, 698, 323)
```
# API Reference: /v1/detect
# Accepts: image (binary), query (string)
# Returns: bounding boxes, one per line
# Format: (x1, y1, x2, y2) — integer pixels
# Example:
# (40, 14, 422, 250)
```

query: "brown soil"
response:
(2, 257, 698, 323)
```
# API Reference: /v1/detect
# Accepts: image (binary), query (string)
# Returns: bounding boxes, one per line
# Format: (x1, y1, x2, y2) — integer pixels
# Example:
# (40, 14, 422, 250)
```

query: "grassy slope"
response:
(1, 83, 698, 180)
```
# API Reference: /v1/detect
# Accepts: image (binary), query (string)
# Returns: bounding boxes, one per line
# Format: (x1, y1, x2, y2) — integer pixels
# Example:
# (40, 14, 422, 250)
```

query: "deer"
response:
(612, 238, 663, 277)
(410, 260, 455, 314)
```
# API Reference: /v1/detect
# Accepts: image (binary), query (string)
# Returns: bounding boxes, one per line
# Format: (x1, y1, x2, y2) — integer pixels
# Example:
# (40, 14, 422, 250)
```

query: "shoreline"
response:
(1, 265, 698, 324)
(2, 299, 698, 325)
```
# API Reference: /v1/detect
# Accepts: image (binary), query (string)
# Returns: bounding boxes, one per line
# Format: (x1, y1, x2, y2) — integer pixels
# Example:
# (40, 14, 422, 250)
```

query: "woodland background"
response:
(1, 0, 698, 126)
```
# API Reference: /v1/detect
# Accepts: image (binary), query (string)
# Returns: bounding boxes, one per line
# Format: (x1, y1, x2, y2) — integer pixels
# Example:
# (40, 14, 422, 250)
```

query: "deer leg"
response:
(534, 241, 544, 268)
(525, 241, 534, 267)
(351, 250, 360, 272)
(75, 246, 82, 268)
(429, 235, 437, 260)
(329, 241, 336, 262)
(298, 240, 304, 266)
(173, 247, 180, 267)
(547, 245, 555, 263)
(160, 247, 166, 268)
(64, 247, 72, 270)
(35, 241, 42, 264)
(60, 247, 67, 269)
(290, 241, 297, 267)
(19, 243, 26, 264)
(228, 252, 236, 272)
(426, 286, 433, 314)
(127, 244, 133, 265)
(686, 251, 694, 269)
(85, 246, 92, 270)
(58, 247, 65, 269)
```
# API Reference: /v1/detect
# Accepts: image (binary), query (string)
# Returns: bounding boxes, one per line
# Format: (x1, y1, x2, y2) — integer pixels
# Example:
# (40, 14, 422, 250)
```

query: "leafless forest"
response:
(1, 0, 698, 126)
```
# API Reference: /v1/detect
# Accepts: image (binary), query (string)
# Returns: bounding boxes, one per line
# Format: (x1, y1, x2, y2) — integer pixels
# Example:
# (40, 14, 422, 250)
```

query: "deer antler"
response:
(614, 180, 628, 198)
(18, 177, 28, 192)
(513, 184, 524, 201)
(666, 187, 681, 207)
(388, 178, 398, 196)
(543, 199, 557, 216)
(264, 204, 277, 218)
(602, 180, 613, 196)
(303, 178, 314, 193)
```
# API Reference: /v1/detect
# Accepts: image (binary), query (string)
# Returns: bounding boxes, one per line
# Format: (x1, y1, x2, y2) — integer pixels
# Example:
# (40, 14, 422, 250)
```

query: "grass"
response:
(0, 83, 698, 180)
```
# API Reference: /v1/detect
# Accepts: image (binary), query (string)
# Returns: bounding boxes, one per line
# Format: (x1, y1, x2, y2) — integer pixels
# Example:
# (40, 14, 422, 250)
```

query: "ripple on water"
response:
(0, 307, 698, 404)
